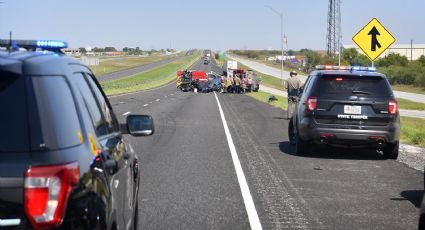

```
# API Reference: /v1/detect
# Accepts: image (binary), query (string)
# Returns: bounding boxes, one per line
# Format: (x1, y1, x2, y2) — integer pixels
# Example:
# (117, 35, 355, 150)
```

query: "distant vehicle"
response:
(288, 65, 400, 159)
(177, 70, 194, 91)
(0, 39, 154, 229)
(233, 69, 260, 92)
(204, 59, 209, 65)
(224, 60, 237, 73)
(177, 70, 209, 92)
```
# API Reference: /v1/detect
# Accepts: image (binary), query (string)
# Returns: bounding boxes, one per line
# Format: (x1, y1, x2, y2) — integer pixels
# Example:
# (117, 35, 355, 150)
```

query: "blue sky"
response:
(0, 0, 424, 51)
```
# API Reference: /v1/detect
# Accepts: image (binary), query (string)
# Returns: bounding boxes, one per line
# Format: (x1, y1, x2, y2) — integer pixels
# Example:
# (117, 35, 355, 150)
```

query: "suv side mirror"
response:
(126, 115, 154, 136)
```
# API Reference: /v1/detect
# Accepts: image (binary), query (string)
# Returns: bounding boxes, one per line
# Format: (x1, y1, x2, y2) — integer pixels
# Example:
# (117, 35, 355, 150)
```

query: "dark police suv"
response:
(288, 65, 400, 159)
(0, 39, 154, 229)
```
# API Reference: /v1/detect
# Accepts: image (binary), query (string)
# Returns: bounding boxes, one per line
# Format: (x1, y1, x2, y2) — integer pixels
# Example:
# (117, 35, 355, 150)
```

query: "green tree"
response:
(104, 47, 117, 52)
(376, 53, 408, 67)
(417, 55, 425, 66)
(300, 49, 322, 72)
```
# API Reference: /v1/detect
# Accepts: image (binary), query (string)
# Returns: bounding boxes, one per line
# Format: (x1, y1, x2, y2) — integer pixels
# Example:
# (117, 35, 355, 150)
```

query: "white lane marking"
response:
(122, 111, 131, 116)
(156, 98, 160, 102)
(143, 104, 149, 107)
(213, 92, 262, 230)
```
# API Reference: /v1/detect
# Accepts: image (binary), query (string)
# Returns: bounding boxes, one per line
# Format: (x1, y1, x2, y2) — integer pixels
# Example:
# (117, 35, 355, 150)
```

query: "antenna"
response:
(326, 0, 341, 56)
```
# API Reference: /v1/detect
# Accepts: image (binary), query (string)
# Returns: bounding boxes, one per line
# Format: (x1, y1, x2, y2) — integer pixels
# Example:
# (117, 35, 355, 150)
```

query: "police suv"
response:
(0, 39, 154, 229)
(288, 65, 400, 159)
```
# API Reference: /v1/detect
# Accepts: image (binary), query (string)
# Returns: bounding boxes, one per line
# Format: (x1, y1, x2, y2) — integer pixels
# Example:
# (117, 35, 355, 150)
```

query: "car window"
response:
(74, 73, 109, 137)
(29, 76, 82, 151)
(0, 71, 29, 152)
(84, 73, 118, 133)
(312, 74, 392, 96)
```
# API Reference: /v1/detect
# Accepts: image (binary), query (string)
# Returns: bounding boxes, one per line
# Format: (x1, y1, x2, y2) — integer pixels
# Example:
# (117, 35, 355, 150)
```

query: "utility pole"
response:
(265, 5, 284, 86)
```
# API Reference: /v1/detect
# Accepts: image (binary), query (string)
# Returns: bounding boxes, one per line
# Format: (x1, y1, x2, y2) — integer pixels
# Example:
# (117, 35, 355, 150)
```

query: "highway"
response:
(108, 52, 423, 229)
(98, 50, 196, 83)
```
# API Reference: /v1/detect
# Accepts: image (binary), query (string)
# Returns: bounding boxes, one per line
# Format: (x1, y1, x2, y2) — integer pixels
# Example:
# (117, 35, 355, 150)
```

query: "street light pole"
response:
(265, 5, 284, 86)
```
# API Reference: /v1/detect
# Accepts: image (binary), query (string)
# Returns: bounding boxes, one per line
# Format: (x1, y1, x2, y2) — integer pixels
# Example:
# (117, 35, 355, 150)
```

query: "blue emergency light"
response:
(0, 39, 68, 53)
(315, 65, 376, 72)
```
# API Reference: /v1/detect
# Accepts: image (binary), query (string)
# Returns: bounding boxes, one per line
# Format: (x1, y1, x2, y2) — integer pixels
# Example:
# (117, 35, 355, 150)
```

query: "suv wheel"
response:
(383, 141, 399, 160)
(292, 123, 309, 155)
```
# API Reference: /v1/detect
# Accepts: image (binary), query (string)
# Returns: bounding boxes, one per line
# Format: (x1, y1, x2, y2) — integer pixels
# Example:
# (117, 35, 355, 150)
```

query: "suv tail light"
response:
(24, 162, 79, 229)
(388, 99, 398, 115)
(306, 96, 317, 112)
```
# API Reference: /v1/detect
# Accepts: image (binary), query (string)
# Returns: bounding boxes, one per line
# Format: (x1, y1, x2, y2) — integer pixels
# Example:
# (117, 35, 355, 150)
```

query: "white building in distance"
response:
(344, 44, 425, 61)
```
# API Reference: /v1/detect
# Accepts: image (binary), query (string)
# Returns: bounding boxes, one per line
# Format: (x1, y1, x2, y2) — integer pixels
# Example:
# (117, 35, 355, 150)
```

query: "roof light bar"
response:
(315, 65, 376, 72)
(0, 39, 67, 52)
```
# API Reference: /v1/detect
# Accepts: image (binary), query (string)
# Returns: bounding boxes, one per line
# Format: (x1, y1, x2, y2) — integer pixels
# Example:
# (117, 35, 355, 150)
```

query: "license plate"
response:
(344, 105, 361, 114)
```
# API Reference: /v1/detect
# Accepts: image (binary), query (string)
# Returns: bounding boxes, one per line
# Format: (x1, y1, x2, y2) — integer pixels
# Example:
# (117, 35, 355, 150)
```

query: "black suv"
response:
(0, 40, 154, 229)
(288, 65, 400, 159)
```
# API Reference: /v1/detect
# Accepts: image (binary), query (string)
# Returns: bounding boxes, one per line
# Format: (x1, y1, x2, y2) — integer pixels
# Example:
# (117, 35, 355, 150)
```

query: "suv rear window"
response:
(0, 71, 30, 152)
(28, 76, 82, 151)
(313, 74, 392, 96)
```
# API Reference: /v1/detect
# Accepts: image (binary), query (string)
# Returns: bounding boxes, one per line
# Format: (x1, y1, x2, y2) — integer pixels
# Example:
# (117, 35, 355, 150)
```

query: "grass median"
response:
(246, 92, 425, 148)
(101, 52, 200, 95)
(90, 55, 176, 76)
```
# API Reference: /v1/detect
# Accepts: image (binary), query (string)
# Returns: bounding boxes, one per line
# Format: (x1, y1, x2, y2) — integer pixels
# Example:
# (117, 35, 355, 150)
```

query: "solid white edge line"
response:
(143, 104, 149, 107)
(122, 111, 131, 116)
(213, 92, 262, 230)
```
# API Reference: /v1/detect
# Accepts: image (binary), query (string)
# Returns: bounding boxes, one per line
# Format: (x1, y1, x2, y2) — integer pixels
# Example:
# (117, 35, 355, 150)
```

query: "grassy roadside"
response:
(90, 55, 175, 76)
(247, 92, 425, 148)
(246, 92, 288, 110)
(401, 117, 425, 148)
(392, 84, 425, 95)
(101, 51, 200, 95)
(397, 98, 425, 111)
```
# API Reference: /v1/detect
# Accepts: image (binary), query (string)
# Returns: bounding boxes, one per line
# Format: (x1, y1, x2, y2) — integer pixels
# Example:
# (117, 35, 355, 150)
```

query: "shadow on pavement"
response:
(278, 141, 385, 161)
(392, 190, 424, 208)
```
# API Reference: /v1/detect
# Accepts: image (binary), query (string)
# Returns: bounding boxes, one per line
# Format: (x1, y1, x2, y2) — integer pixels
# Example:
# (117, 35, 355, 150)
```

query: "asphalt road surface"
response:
(108, 52, 423, 229)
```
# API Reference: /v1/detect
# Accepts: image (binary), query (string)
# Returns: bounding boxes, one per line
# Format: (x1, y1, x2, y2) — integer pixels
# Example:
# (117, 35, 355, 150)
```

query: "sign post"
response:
(352, 18, 396, 63)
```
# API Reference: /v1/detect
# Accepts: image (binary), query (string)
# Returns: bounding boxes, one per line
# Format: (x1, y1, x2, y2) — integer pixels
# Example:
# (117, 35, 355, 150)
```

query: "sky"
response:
(0, 0, 424, 51)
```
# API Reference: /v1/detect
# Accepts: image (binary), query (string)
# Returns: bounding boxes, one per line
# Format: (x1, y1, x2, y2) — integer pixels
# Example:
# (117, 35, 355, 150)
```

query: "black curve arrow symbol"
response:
(368, 26, 381, 51)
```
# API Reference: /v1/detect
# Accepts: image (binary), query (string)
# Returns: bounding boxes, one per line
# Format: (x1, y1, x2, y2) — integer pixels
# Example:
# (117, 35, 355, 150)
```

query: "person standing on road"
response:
(285, 71, 303, 119)
(235, 75, 241, 94)
(220, 74, 226, 93)
(247, 74, 253, 92)
(241, 76, 247, 93)
(226, 75, 233, 93)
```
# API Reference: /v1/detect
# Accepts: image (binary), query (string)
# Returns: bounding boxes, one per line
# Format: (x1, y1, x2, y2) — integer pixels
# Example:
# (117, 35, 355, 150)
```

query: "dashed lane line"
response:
(122, 111, 131, 116)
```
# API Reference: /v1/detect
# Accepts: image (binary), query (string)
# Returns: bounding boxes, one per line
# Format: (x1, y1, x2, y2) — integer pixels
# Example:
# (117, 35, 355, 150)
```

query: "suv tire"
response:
(291, 122, 309, 155)
(383, 141, 399, 160)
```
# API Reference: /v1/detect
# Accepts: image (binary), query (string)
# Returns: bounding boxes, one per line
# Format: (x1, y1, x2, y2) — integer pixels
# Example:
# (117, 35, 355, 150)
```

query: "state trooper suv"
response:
(0, 39, 154, 229)
(288, 65, 400, 159)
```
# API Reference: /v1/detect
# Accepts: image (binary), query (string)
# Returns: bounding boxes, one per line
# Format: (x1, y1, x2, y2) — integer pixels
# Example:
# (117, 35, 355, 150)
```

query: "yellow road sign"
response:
(352, 18, 396, 61)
